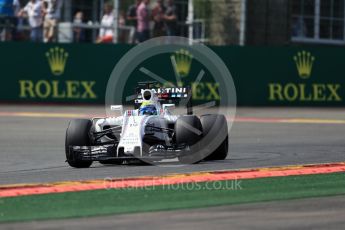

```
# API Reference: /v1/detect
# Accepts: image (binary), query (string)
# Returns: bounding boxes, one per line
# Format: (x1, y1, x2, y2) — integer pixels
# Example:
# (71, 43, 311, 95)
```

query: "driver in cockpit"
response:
(139, 101, 158, 116)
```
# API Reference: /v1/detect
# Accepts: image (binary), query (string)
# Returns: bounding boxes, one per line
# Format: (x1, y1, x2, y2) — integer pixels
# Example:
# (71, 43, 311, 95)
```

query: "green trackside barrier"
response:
(0, 42, 344, 106)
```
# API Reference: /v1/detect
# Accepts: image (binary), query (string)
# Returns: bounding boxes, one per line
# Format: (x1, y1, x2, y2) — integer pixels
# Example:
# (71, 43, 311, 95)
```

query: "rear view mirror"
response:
(110, 105, 123, 117)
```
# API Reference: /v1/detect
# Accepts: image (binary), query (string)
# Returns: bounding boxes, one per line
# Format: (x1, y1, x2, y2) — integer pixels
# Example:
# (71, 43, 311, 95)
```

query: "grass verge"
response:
(0, 173, 344, 222)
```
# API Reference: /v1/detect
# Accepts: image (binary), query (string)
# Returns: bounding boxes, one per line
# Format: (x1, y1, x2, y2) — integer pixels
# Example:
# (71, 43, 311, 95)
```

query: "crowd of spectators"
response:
(0, 0, 62, 42)
(0, 0, 177, 43)
(95, 0, 177, 44)
(129, 0, 177, 43)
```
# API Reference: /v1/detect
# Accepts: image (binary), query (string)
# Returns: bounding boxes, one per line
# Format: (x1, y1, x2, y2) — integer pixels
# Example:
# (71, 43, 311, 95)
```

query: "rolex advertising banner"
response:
(0, 43, 131, 104)
(213, 46, 344, 106)
(0, 42, 344, 106)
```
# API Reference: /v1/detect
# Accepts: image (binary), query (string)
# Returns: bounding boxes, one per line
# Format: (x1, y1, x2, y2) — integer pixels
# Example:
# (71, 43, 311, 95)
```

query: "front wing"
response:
(67, 144, 190, 162)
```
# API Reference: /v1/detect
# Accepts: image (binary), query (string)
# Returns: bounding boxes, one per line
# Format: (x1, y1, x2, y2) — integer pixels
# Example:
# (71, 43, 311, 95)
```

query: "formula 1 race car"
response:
(65, 82, 228, 168)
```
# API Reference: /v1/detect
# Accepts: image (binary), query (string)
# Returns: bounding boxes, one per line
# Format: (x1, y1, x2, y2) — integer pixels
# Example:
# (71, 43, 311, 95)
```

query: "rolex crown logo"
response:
(293, 51, 315, 79)
(172, 49, 193, 77)
(46, 47, 69, 76)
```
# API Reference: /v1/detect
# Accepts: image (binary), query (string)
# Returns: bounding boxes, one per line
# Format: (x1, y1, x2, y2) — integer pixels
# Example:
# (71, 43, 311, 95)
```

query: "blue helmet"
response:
(139, 104, 158, 116)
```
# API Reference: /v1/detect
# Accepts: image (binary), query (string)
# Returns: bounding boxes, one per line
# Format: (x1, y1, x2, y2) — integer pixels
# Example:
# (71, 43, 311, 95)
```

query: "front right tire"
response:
(200, 114, 229, 161)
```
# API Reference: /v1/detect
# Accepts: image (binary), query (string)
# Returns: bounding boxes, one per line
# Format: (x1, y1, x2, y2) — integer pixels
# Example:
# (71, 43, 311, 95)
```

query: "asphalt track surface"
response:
(1, 105, 345, 229)
(1, 196, 344, 230)
(0, 105, 344, 185)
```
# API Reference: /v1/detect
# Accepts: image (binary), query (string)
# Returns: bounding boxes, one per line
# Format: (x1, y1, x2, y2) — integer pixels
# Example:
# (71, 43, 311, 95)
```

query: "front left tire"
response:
(65, 119, 93, 168)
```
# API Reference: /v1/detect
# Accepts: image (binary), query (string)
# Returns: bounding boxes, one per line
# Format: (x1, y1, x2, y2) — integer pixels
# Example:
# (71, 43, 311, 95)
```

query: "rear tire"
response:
(200, 115, 229, 161)
(65, 119, 93, 168)
(175, 116, 202, 164)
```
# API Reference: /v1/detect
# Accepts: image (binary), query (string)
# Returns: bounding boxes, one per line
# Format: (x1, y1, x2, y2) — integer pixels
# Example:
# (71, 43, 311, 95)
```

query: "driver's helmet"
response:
(139, 102, 158, 116)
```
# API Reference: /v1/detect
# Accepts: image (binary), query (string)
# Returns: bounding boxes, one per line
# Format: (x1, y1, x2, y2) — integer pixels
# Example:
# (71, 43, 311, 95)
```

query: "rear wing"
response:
(134, 81, 193, 115)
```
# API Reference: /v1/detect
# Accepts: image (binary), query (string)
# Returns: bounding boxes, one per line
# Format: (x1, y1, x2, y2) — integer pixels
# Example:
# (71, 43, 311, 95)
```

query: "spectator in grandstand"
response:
(96, 3, 114, 43)
(126, 0, 141, 43)
(152, 0, 165, 37)
(43, 0, 63, 43)
(12, 0, 29, 41)
(118, 10, 127, 43)
(127, 0, 140, 26)
(12, 1, 20, 32)
(0, 0, 15, 41)
(73, 11, 84, 43)
(12, 0, 20, 40)
(12, 0, 20, 15)
(18, 0, 44, 42)
(136, 0, 150, 42)
(164, 0, 177, 36)
(119, 10, 126, 27)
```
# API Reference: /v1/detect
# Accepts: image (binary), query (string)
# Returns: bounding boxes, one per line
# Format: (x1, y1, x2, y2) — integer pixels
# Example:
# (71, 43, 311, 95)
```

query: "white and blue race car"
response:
(65, 82, 228, 168)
